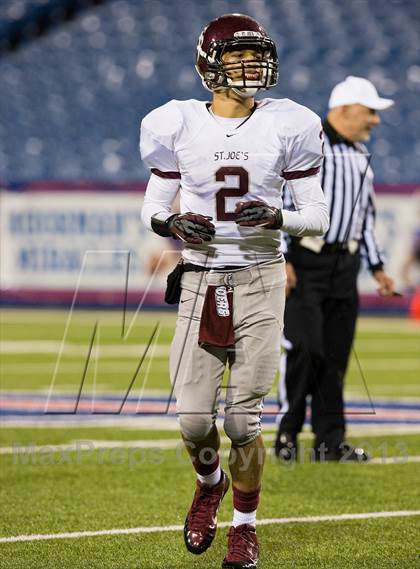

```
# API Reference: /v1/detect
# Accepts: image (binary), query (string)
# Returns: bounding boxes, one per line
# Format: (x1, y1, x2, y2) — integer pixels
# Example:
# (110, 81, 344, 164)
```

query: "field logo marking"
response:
(45, 249, 177, 415)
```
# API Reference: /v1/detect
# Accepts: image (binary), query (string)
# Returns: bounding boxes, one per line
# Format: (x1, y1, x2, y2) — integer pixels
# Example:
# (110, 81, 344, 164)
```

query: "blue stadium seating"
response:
(0, 0, 419, 183)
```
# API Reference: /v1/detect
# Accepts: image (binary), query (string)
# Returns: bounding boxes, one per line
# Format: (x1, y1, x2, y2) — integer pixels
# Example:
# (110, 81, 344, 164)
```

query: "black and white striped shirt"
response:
(283, 119, 384, 271)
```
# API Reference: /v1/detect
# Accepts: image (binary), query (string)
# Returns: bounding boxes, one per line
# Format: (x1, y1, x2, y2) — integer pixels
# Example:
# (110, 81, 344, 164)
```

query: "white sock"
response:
(196, 465, 222, 487)
(232, 508, 257, 528)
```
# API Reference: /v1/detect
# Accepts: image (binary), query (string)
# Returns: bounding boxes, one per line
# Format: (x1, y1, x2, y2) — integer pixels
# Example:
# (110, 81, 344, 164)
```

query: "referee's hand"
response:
(373, 270, 396, 297)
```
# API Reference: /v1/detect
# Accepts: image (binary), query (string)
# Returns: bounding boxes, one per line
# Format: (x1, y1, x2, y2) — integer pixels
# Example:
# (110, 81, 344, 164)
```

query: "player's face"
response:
(344, 104, 381, 141)
(221, 48, 264, 82)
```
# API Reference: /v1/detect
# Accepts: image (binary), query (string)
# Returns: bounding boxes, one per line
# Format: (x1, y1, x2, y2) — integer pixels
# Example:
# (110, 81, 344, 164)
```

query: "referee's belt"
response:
(299, 237, 359, 255)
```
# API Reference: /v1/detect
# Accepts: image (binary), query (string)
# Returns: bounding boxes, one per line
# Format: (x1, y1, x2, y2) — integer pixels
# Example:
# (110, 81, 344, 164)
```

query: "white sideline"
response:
(1, 510, 419, 544)
(1, 419, 418, 435)
(0, 439, 182, 454)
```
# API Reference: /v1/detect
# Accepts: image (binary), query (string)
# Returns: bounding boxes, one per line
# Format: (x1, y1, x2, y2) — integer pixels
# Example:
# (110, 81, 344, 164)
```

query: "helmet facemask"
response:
(199, 36, 278, 97)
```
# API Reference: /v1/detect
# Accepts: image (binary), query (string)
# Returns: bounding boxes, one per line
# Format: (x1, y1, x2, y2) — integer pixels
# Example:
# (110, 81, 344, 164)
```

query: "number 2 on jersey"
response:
(215, 166, 249, 221)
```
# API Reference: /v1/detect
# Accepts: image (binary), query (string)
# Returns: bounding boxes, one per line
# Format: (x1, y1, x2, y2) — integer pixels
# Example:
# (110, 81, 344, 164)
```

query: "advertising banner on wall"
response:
(0, 183, 180, 306)
(357, 188, 419, 298)
(0, 182, 418, 310)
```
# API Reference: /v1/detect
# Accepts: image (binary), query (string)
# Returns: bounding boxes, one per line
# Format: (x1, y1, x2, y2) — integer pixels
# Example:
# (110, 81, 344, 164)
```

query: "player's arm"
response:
(281, 175, 328, 236)
(139, 105, 215, 245)
(234, 180, 328, 236)
(235, 116, 329, 236)
(142, 177, 215, 245)
(280, 117, 329, 237)
(141, 169, 215, 245)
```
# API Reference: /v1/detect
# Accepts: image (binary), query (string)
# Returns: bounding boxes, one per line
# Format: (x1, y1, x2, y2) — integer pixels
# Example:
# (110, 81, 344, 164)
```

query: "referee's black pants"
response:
(277, 245, 360, 451)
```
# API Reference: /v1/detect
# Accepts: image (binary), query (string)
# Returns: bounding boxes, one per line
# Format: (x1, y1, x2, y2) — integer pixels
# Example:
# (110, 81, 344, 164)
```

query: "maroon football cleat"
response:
(184, 470, 230, 555)
(222, 524, 259, 568)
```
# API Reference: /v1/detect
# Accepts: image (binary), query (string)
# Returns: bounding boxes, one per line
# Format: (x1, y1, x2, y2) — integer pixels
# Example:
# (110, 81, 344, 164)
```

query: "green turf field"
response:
(0, 309, 419, 568)
(1, 309, 419, 399)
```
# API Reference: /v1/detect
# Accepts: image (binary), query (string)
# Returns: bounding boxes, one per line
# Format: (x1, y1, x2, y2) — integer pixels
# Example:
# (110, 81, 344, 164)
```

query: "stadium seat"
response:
(0, 0, 418, 182)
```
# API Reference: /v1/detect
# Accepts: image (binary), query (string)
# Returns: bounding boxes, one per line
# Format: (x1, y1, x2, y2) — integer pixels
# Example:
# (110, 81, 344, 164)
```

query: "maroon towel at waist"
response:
(198, 285, 234, 348)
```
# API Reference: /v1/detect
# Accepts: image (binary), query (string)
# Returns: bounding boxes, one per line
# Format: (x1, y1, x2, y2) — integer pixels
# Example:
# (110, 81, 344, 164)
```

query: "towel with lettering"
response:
(198, 285, 234, 347)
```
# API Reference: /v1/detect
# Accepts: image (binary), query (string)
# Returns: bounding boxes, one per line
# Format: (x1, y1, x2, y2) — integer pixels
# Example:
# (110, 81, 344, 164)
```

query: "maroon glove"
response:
(235, 200, 283, 229)
(168, 213, 215, 244)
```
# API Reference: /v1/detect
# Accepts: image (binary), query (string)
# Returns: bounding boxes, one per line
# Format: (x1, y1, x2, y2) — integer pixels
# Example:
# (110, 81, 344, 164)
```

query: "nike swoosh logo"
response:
(226, 133, 238, 137)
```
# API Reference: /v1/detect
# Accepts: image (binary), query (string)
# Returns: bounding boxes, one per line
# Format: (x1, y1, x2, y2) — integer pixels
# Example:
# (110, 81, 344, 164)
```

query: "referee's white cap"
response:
(328, 76, 394, 110)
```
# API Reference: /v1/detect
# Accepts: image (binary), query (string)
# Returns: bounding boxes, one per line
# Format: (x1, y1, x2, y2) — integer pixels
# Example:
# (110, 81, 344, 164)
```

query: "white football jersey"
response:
(140, 98, 324, 266)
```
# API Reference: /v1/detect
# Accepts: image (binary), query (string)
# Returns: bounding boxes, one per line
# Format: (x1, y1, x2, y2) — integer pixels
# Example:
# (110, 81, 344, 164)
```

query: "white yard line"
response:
(356, 318, 420, 332)
(0, 341, 170, 357)
(2, 387, 418, 403)
(0, 510, 419, 544)
(1, 363, 169, 374)
(345, 389, 419, 400)
(0, 417, 183, 429)
(0, 386, 172, 394)
(1, 418, 419, 435)
(346, 387, 419, 397)
(1, 311, 415, 330)
(2, 340, 419, 359)
(0, 439, 182, 454)
(0, 310, 177, 326)
(368, 456, 420, 465)
(348, 360, 419, 370)
(353, 339, 419, 349)
(2, 361, 419, 375)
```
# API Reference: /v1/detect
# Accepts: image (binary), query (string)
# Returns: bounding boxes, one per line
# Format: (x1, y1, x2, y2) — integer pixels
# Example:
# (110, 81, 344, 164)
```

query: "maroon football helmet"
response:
(196, 13, 278, 97)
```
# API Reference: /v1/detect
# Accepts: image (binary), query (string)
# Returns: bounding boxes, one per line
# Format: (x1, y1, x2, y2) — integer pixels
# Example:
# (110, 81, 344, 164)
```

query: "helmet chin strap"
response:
(231, 86, 260, 98)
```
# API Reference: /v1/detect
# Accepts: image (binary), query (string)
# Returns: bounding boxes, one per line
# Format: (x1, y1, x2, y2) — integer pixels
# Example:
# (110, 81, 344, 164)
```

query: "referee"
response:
(275, 76, 396, 462)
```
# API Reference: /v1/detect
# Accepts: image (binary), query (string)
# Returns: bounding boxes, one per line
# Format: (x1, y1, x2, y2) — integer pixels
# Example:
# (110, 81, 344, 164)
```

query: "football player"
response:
(140, 13, 329, 569)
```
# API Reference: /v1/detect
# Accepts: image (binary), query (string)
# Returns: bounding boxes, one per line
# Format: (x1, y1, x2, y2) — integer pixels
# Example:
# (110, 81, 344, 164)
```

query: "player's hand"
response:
(168, 213, 215, 244)
(234, 200, 283, 229)
(372, 270, 396, 297)
(286, 262, 297, 297)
